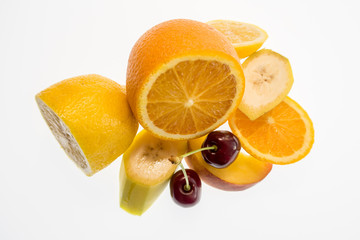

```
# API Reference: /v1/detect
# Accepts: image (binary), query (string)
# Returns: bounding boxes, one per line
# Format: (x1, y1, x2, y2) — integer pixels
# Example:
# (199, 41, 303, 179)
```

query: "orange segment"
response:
(229, 97, 314, 164)
(127, 19, 245, 140)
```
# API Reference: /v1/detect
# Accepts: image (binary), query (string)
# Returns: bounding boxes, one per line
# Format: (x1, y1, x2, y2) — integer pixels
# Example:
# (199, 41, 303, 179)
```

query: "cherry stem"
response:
(179, 145, 217, 159)
(174, 145, 217, 192)
(179, 162, 191, 192)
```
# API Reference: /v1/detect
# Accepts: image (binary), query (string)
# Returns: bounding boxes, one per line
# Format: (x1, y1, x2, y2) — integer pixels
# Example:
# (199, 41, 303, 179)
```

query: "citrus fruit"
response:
(126, 19, 245, 140)
(36, 74, 139, 176)
(207, 20, 268, 58)
(239, 49, 294, 120)
(229, 97, 314, 164)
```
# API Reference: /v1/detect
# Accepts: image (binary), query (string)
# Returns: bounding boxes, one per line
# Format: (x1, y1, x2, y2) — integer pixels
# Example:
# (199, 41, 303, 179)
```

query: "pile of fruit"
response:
(36, 19, 314, 216)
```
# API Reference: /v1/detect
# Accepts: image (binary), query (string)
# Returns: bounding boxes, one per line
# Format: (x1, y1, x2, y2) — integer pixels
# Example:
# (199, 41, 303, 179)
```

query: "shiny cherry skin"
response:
(201, 130, 241, 168)
(170, 169, 201, 207)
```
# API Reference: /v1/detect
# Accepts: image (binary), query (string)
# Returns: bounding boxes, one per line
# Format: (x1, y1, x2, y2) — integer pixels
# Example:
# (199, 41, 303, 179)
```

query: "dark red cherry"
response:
(170, 169, 201, 207)
(201, 130, 240, 168)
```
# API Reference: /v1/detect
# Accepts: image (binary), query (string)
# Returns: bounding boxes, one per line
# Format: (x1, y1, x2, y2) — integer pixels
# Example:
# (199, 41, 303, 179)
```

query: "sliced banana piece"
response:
(119, 130, 187, 216)
(239, 49, 294, 120)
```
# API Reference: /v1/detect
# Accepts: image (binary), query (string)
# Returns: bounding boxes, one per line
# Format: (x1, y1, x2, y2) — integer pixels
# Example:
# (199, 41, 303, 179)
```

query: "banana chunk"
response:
(239, 49, 294, 120)
(119, 130, 187, 215)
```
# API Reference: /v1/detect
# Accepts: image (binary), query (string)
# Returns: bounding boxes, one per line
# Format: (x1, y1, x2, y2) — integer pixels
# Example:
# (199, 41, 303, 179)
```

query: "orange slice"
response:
(229, 97, 314, 164)
(126, 19, 245, 140)
(207, 20, 268, 58)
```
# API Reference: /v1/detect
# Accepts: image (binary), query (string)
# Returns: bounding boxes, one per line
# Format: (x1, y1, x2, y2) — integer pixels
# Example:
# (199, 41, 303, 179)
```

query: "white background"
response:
(1, 0, 360, 239)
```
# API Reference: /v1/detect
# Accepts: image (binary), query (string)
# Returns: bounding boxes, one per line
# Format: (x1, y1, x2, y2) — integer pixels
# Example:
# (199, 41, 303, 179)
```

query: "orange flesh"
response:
(147, 60, 237, 135)
(233, 101, 306, 157)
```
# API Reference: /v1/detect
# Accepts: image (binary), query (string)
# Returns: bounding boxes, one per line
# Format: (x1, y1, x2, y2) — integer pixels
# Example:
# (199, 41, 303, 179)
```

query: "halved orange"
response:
(126, 19, 245, 140)
(207, 20, 268, 58)
(229, 97, 314, 164)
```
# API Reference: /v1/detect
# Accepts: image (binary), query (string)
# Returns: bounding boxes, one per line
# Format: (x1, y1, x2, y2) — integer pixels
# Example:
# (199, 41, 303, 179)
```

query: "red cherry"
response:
(201, 130, 241, 168)
(170, 169, 201, 207)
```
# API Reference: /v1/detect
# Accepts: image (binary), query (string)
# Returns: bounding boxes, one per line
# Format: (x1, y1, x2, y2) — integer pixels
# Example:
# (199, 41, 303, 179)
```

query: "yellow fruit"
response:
(207, 20, 268, 58)
(119, 130, 187, 215)
(187, 135, 272, 191)
(36, 74, 138, 176)
(239, 49, 294, 120)
(229, 97, 314, 164)
(126, 19, 245, 140)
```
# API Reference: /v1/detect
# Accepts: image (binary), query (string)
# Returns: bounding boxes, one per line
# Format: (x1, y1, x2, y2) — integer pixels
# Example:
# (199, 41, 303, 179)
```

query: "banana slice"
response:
(119, 130, 187, 216)
(239, 49, 294, 120)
